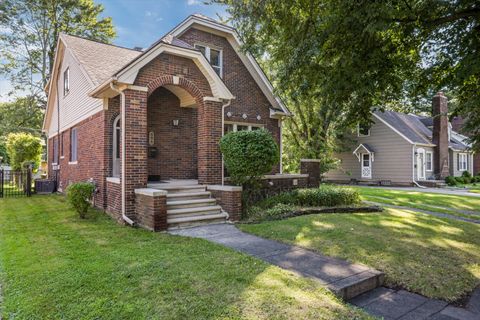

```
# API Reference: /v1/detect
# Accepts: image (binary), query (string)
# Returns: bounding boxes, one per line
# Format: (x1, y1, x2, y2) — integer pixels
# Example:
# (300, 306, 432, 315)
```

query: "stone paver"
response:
(170, 223, 384, 299)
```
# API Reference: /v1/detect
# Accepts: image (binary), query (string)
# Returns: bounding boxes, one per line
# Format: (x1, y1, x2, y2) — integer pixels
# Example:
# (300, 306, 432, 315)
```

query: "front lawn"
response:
(239, 207, 480, 302)
(0, 195, 371, 319)
(352, 187, 480, 219)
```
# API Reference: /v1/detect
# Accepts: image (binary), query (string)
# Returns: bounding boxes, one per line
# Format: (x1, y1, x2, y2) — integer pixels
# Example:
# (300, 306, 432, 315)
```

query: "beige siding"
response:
(325, 117, 413, 183)
(450, 150, 474, 177)
(48, 48, 102, 136)
(415, 146, 435, 180)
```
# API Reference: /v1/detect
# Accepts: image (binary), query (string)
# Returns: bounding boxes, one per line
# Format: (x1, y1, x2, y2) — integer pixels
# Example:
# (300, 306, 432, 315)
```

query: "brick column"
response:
(124, 89, 148, 217)
(198, 99, 223, 184)
(432, 92, 449, 178)
(207, 185, 243, 221)
(300, 159, 321, 187)
(135, 188, 167, 231)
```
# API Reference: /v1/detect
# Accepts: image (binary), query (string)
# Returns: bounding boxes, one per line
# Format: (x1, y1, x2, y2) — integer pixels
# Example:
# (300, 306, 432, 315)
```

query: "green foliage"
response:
(462, 171, 472, 178)
(220, 129, 279, 186)
(445, 176, 457, 186)
(66, 182, 95, 218)
(247, 203, 297, 222)
(0, 139, 9, 164)
(0, 97, 44, 137)
(0, 0, 115, 102)
(215, 0, 480, 150)
(254, 186, 360, 209)
(5, 132, 42, 170)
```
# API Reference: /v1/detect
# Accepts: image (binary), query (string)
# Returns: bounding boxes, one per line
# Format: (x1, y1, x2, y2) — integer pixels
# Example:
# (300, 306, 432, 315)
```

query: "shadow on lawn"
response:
(286, 209, 480, 302)
(0, 195, 365, 319)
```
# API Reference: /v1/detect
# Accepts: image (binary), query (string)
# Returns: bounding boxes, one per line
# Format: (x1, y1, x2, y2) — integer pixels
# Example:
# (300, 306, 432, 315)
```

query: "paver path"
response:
(365, 201, 480, 224)
(171, 224, 480, 320)
(170, 223, 383, 300)
(351, 287, 480, 320)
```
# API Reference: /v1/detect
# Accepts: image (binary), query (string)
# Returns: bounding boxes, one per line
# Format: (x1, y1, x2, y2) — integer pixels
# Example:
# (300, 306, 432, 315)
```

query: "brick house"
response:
(42, 14, 300, 230)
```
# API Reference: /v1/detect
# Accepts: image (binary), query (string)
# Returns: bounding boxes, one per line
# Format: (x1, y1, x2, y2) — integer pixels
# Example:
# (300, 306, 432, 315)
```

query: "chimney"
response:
(432, 92, 449, 178)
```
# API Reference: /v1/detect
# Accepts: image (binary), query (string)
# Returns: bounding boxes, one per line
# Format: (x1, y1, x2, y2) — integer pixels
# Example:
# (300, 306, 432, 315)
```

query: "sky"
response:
(0, 0, 227, 102)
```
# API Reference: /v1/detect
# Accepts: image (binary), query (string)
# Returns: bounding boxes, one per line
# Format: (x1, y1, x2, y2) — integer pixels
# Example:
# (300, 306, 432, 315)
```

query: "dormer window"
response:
(358, 123, 370, 137)
(63, 67, 70, 96)
(194, 44, 222, 77)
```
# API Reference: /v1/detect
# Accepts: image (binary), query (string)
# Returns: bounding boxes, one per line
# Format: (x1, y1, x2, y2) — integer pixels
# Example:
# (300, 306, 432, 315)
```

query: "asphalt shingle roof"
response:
(61, 34, 142, 86)
(374, 110, 470, 150)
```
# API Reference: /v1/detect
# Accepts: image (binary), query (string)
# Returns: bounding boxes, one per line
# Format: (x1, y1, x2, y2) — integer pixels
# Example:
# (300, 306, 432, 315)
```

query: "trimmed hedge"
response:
(254, 185, 361, 209)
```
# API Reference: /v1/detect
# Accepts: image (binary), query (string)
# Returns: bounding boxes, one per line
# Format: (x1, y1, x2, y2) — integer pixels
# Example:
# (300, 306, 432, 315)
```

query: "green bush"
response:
(66, 182, 95, 218)
(247, 203, 297, 222)
(445, 176, 457, 186)
(462, 171, 472, 178)
(255, 185, 360, 209)
(220, 129, 279, 187)
(5, 132, 42, 170)
(455, 176, 466, 184)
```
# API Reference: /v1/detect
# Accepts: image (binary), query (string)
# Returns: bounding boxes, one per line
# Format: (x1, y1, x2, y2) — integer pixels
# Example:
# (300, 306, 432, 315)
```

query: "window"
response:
(112, 116, 121, 177)
(458, 153, 468, 171)
(60, 132, 64, 158)
(194, 44, 222, 77)
(70, 128, 77, 162)
(63, 67, 70, 96)
(426, 152, 433, 171)
(53, 137, 59, 164)
(358, 123, 370, 137)
(362, 154, 370, 167)
(224, 122, 264, 133)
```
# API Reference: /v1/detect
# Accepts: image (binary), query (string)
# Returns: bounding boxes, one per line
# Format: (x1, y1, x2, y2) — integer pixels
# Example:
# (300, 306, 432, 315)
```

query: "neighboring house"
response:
(324, 92, 475, 186)
(42, 14, 291, 229)
(451, 115, 480, 175)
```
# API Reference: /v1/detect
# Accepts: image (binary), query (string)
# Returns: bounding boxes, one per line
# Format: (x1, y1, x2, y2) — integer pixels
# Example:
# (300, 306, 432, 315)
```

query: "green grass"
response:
(351, 187, 480, 220)
(239, 207, 480, 301)
(0, 195, 371, 320)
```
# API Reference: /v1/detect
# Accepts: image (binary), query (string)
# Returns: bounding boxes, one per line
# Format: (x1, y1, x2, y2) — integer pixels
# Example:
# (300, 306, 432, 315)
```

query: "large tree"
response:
(214, 0, 480, 149)
(0, 0, 115, 104)
(0, 96, 44, 137)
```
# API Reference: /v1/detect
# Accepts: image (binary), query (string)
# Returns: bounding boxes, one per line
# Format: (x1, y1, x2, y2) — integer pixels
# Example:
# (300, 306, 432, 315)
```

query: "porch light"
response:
(173, 119, 179, 126)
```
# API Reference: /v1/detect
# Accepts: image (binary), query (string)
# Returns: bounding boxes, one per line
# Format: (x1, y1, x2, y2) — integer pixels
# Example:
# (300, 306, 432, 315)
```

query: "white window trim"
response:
(357, 124, 370, 137)
(194, 43, 223, 78)
(426, 151, 433, 171)
(224, 121, 264, 132)
(458, 153, 468, 171)
(68, 161, 78, 165)
(112, 115, 121, 178)
(70, 127, 78, 162)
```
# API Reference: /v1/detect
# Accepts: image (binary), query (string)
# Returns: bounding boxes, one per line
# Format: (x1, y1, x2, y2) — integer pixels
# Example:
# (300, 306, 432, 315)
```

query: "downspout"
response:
(221, 98, 232, 185)
(110, 82, 135, 225)
(412, 144, 426, 188)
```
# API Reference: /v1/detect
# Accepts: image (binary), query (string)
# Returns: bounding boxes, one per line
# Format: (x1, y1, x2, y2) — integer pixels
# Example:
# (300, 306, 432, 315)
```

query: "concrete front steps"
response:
(148, 183, 228, 229)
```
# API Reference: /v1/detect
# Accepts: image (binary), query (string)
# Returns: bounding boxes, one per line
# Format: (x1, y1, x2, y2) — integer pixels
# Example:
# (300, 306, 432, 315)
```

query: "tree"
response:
(213, 0, 480, 149)
(0, 0, 115, 104)
(6, 132, 42, 170)
(0, 139, 10, 165)
(0, 96, 44, 138)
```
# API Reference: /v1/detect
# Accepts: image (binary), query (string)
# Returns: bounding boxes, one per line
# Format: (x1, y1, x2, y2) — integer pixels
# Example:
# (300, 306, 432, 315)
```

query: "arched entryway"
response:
(147, 87, 198, 181)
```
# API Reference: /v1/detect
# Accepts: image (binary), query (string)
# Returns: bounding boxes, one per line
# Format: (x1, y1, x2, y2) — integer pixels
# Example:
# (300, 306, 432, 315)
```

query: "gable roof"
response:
(373, 110, 471, 150)
(60, 34, 141, 86)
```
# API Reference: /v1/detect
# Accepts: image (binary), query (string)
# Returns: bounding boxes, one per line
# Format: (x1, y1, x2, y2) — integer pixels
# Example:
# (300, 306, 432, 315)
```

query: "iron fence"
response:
(0, 168, 32, 198)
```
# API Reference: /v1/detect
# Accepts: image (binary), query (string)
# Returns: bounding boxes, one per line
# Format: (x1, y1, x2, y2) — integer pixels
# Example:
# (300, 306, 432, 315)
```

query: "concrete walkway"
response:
(360, 185, 480, 198)
(170, 224, 384, 300)
(365, 201, 480, 225)
(171, 224, 480, 320)
(351, 286, 480, 320)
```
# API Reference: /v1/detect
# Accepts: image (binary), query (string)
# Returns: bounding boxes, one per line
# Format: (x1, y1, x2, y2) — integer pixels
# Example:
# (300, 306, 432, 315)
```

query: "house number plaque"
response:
(149, 131, 155, 146)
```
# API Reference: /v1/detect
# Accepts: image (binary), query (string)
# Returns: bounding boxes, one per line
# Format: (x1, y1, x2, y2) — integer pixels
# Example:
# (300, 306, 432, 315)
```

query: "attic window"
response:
(194, 44, 222, 78)
(63, 67, 70, 96)
(358, 123, 370, 137)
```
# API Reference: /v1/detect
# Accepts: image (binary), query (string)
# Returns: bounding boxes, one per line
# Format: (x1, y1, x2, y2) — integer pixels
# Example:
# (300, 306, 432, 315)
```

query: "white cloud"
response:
(187, 0, 201, 5)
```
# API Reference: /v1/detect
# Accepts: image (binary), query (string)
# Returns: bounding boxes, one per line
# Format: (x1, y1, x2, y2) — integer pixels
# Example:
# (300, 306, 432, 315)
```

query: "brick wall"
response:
(147, 87, 198, 180)
(179, 28, 281, 173)
(207, 185, 243, 221)
(135, 189, 167, 231)
(47, 111, 107, 207)
(105, 179, 122, 220)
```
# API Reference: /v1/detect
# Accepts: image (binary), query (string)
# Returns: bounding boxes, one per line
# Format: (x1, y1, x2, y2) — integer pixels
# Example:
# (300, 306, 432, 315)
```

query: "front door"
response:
(417, 150, 425, 180)
(361, 153, 372, 178)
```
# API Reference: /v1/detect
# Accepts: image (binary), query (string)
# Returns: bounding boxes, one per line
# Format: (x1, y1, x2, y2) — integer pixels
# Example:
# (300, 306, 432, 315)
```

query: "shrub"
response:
(247, 203, 297, 222)
(255, 185, 360, 209)
(455, 176, 466, 184)
(445, 176, 457, 186)
(220, 129, 279, 187)
(6, 133, 42, 171)
(462, 171, 472, 178)
(66, 182, 95, 218)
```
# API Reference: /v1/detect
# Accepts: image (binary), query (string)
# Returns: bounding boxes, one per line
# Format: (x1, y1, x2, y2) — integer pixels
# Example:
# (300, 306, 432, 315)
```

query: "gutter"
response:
(109, 82, 135, 226)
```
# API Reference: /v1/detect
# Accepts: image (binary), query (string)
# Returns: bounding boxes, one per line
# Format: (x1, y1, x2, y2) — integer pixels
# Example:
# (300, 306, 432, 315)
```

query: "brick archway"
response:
(146, 75, 207, 107)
